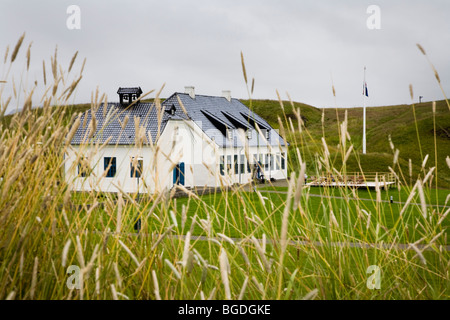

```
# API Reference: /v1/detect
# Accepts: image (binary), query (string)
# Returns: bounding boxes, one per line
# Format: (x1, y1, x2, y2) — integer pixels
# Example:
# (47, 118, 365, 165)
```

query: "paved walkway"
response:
(153, 234, 450, 252)
(83, 228, 449, 252)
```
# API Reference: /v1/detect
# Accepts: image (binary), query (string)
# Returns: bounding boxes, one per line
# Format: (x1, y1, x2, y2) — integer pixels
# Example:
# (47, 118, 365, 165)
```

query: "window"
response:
(265, 154, 269, 170)
(234, 155, 238, 174)
(240, 155, 245, 174)
(104, 157, 117, 178)
(220, 156, 224, 176)
(168, 104, 176, 115)
(77, 157, 90, 177)
(227, 155, 231, 173)
(130, 157, 143, 178)
(270, 154, 274, 170)
(266, 129, 270, 140)
(281, 152, 286, 170)
(276, 154, 280, 170)
(246, 129, 252, 139)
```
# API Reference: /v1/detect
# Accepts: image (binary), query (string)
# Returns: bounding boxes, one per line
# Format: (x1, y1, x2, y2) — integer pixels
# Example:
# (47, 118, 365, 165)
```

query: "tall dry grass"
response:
(0, 37, 448, 300)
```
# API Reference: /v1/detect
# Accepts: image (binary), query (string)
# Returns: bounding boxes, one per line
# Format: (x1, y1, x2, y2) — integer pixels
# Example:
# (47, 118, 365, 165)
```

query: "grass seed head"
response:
(416, 43, 426, 55)
(68, 51, 78, 73)
(10, 33, 25, 63)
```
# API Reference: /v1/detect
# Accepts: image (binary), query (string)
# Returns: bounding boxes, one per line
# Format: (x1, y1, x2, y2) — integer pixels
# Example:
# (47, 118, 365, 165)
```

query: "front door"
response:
(173, 162, 185, 186)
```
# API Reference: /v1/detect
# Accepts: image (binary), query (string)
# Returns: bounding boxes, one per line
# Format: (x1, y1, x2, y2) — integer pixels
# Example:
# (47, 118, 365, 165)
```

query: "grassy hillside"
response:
(2, 98, 449, 188)
(242, 99, 450, 189)
(240, 99, 322, 128)
(1, 103, 91, 128)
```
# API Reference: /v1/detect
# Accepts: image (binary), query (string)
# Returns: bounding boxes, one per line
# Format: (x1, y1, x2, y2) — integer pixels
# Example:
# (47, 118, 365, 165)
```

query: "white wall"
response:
(157, 119, 220, 189)
(65, 144, 158, 194)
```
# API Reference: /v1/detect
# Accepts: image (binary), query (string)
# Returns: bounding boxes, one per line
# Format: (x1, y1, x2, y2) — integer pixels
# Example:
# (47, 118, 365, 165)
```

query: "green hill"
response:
(240, 99, 322, 128)
(1, 103, 91, 128)
(241, 99, 450, 189)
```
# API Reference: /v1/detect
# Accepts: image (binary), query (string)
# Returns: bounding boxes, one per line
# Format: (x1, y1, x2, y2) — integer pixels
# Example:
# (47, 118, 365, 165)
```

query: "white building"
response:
(65, 86, 288, 194)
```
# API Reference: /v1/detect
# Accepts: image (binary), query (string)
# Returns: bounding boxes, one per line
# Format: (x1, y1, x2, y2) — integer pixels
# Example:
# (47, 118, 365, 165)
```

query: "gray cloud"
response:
(1, 0, 449, 113)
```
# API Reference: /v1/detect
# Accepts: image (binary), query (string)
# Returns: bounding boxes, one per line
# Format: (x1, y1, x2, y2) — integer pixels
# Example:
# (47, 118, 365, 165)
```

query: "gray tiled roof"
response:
(71, 92, 287, 148)
(162, 93, 286, 148)
(117, 87, 143, 94)
(71, 102, 169, 145)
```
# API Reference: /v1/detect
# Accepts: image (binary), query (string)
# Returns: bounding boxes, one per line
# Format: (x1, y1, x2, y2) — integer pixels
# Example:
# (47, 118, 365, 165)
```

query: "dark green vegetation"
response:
(2, 103, 91, 128)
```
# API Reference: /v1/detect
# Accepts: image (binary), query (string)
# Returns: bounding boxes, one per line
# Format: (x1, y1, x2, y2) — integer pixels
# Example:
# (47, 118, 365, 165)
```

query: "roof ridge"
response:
(174, 92, 240, 101)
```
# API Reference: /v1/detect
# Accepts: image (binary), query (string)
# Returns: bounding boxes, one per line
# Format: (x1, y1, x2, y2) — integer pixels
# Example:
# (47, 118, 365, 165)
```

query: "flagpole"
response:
(363, 66, 367, 154)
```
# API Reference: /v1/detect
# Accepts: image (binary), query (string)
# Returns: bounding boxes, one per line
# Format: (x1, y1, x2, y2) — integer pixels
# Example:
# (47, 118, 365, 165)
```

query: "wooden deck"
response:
(307, 181, 396, 189)
(307, 172, 396, 189)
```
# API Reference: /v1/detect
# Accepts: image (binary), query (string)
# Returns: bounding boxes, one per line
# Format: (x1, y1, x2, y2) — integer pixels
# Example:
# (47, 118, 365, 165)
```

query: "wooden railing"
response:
(310, 172, 396, 184)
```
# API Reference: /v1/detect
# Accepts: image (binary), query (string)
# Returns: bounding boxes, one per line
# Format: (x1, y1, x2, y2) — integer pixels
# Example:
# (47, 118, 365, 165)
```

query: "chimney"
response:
(222, 90, 231, 102)
(185, 86, 195, 99)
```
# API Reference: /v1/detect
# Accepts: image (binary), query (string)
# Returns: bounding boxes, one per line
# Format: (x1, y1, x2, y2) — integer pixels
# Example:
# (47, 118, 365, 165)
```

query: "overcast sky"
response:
(1, 0, 449, 112)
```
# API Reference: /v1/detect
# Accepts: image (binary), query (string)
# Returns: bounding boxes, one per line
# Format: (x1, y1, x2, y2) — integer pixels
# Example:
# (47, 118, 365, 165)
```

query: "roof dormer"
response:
(117, 87, 143, 105)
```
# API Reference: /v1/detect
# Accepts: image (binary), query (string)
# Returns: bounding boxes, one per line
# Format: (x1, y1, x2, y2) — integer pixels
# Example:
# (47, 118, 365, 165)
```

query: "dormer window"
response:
(265, 129, 270, 140)
(165, 104, 177, 116)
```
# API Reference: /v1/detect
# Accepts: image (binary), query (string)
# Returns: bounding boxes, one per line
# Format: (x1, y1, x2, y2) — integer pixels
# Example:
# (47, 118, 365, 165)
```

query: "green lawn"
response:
(169, 190, 448, 244)
(165, 234, 447, 300)
(71, 185, 449, 246)
(257, 185, 450, 206)
(66, 187, 449, 300)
